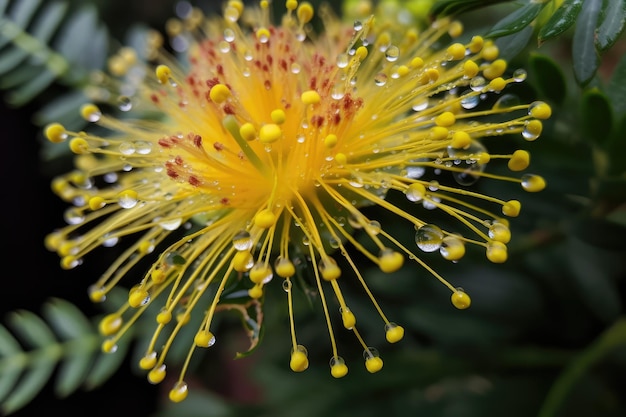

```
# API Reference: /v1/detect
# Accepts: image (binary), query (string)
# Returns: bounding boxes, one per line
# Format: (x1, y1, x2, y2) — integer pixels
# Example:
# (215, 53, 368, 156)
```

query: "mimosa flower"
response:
(44, 0, 549, 401)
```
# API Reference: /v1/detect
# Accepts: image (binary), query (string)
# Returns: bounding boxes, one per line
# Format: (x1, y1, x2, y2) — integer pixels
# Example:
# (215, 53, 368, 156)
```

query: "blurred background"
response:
(1, 0, 626, 416)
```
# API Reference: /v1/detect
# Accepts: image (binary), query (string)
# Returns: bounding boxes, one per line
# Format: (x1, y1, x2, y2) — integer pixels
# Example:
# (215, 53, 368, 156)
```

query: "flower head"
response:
(44, 0, 548, 400)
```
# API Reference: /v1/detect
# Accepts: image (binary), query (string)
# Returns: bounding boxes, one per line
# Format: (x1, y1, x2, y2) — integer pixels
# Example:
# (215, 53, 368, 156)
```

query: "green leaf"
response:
(0, 325, 23, 403)
(5, 67, 56, 106)
(486, 2, 545, 38)
(495, 25, 534, 61)
(596, 0, 626, 51)
(607, 53, 626, 116)
(8, 311, 57, 348)
(537, 0, 583, 43)
(0, 355, 56, 415)
(580, 88, 613, 146)
(83, 329, 129, 390)
(43, 298, 93, 340)
(429, 0, 513, 17)
(0, 0, 42, 48)
(572, 0, 602, 85)
(528, 53, 567, 104)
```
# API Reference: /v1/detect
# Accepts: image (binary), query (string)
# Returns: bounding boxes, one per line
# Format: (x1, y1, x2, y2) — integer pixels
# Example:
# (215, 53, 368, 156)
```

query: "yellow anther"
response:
(165, 18, 183, 36)
(469, 36, 484, 53)
(489, 222, 511, 244)
(88, 287, 106, 302)
(420, 68, 439, 84)
(58, 241, 75, 257)
(148, 365, 166, 384)
(451, 290, 471, 309)
(290, 347, 309, 372)
(249, 284, 264, 299)
(286, 0, 298, 11)
(324, 134, 338, 148)
(232, 250, 253, 272)
(335, 152, 347, 165)
(88, 196, 106, 210)
(80, 104, 101, 122)
(482, 43, 499, 61)
(99, 314, 122, 336)
(341, 309, 356, 329)
(521, 174, 546, 192)
(107, 55, 128, 76)
(138, 240, 154, 255)
(249, 264, 272, 284)
(270, 109, 286, 124)
(45, 123, 67, 143)
(275, 257, 296, 278)
(448, 20, 464, 38)
(256, 27, 270, 42)
(69, 137, 89, 154)
(476, 152, 491, 164)
(450, 131, 471, 149)
(44, 232, 61, 252)
(488, 77, 506, 92)
(405, 182, 426, 201)
(319, 258, 341, 281)
(155, 64, 172, 84)
(228, 0, 243, 14)
(446, 43, 466, 60)
(430, 126, 449, 140)
(301, 90, 321, 105)
(156, 309, 172, 324)
(169, 382, 188, 403)
(176, 311, 191, 325)
(463, 60, 479, 78)
(435, 111, 456, 127)
(254, 209, 277, 228)
(508, 150, 530, 171)
(486, 241, 508, 263)
(194, 331, 215, 347)
(297, 2, 314, 23)
(385, 323, 404, 343)
(139, 352, 157, 370)
(502, 200, 521, 217)
(119, 47, 137, 65)
(260, 0, 269, 9)
(239, 122, 257, 141)
(101, 339, 117, 353)
(60, 255, 77, 270)
(411, 57, 424, 68)
(524, 120, 543, 141)
(151, 269, 167, 284)
(483, 59, 507, 80)
(530, 102, 552, 119)
(440, 236, 465, 261)
(128, 286, 149, 308)
(378, 249, 404, 273)
(330, 357, 348, 378)
(396, 65, 410, 77)
(355, 46, 368, 60)
(209, 84, 231, 103)
(259, 123, 282, 143)
(365, 356, 383, 373)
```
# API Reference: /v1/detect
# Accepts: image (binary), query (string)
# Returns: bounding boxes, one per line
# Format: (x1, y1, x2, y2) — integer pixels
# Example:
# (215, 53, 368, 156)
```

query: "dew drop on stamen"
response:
(460, 91, 480, 109)
(513, 68, 527, 82)
(365, 220, 381, 235)
(223, 28, 235, 42)
(385, 45, 400, 62)
(118, 194, 138, 209)
(102, 234, 119, 247)
(290, 63, 301, 74)
(470, 76, 486, 91)
(159, 217, 183, 230)
(64, 207, 85, 225)
(415, 224, 444, 252)
(492, 94, 520, 110)
(411, 99, 429, 112)
(374, 73, 387, 86)
(232, 230, 253, 251)
(117, 96, 133, 111)
(336, 53, 349, 68)
(118, 142, 136, 155)
(353, 20, 363, 31)
(135, 141, 153, 154)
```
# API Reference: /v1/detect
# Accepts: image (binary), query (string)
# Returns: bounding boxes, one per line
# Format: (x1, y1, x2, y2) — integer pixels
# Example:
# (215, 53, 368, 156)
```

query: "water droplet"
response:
(365, 220, 381, 235)
(64, 207, 84, 225)
(415, 224, 444, 252)
(118, 193, 138, 209)
(374, 73, 387, 86)
(331, 83, 345, 100)
(282, 280, 292, 292)
(223, 28, 235, 42)
(470, 76, 486, 92)
(159, 217, 182, 230)
(134, 140, 152, 154)
(336, 53, 349, 68)
(385, 45, 400, 62)
(218, 40, 230, 53)
(353, 20, 363, 31)
(405, 166, 425, 179)
(460, 90, 480, 109)
(290, 63, 301, 74)
(117, 96, 132, 111)
(412, 99, 429, 112)
(232, 230, 253, 250)
(118, 142, 136, 155)
(522, 122, 540, 140)
(513, 68, 527, 82)
(102, 234, 119, 247)
(428, 180, 439, 191)
(328, 237, 340, 249)
(492, 94, 520, 110)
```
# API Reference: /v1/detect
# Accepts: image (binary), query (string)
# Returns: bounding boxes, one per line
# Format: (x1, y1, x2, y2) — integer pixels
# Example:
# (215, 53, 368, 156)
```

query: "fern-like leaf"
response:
(0, 298, 129, 415)
(0, 0, 108, 112)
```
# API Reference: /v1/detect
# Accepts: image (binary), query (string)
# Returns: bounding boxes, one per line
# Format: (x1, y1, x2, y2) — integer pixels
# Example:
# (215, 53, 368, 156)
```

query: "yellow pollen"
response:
(483, 59, 507, 79)
(139, 353, 157, 370)
(301, 90, 320, 105)
(155, 64, 171, 84)
(148, 366, 166, 384)
(486, 241, 508, 263)
(209, 84, 231, 103)
(259, 123, 282, 143)
(365, 356, 383, 373)
(128, 286, 149, 308)
(99, 314, 122, 336)
(463, 60, 479, 78)
(232, 250, 253, 272)
(169, 382, 188, 403)
(156, 309, 172, 324)
(239, 122, 257, 141)
(385, 324, 405, 343)
(482, 43, 499, 61)
(378, 250, 404, 273)
(249, 284, 264, 299)
(524, 120, 543, 141)
(446, 43, 466, 60)
(448, 21, 463, 38)
(324, 134, 338, 148)
(530, 102, 552, 119)
(469, 36, 484, 53)
(101, 339, 117, 353)
(151, 269, 166, 284)
(521, 174, 546, 192)
(440, 236, 465, 261)
(271, 109, 286, 124)
(254, 209, 277, 228)
(430, 126, 449, 140)
(355, 46, 368, 60)
(297, 2, 314, 24)
(488, 77, 507, 92)
(335, 152, 347, 165)
(275, 258, 296, 278)
(286, 0, 298, 11)
(502, 200, 521, 217)
(44, 123, 67, 143)
(69, 138, 89, 154)
(88, 196, 106, 210)
(508, 150, 530, 171)
(330, 358, 348, 378)
(411, 57, 424, 68)
(290, 347, 309, 372)
(396, 65, 410, 77)
(451, 290, 471, 309)
(435, 112, 456, 127)
(194, 331, 215, 347)
(256, 27, 270, 42)
(80, 104, 101, 122)
(450, 131, 471, 149)
(249, 264, 273, 284)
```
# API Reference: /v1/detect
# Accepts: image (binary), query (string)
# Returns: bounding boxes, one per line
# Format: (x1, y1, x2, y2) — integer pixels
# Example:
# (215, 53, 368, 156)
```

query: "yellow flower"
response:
(44, 0, 549, 400)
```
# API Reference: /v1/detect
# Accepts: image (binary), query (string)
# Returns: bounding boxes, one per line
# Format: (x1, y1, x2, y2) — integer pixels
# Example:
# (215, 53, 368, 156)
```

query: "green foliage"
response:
(0, 298, 129, 415)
